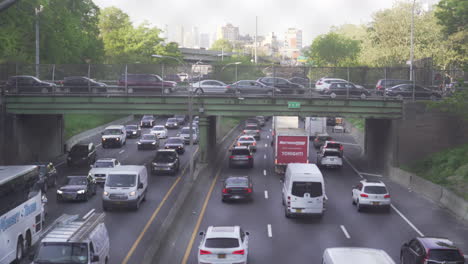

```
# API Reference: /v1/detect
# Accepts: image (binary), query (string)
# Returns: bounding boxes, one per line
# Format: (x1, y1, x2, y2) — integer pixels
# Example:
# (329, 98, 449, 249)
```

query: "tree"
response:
(435, 0, 467, 35)
(305, 32, 360, 67)
(331, 24, 367, 41)
(210, 39, 233, 52)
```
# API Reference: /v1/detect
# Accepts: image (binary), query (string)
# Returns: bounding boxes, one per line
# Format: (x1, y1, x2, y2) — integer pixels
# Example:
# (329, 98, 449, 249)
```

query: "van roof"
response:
(42, 213, 105, 243)
(105, 125, 125, 129)
(287, 163, 322, 176)
(324, 247, 395, 264)
(108, 165, 145, 173)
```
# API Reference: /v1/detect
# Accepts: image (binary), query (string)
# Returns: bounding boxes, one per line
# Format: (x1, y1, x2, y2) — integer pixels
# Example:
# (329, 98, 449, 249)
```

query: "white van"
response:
(102, 165, 148, 211)
(322, 247, 396, 264)
(32, 213, 110, 264)
(282, 163, 325, 217)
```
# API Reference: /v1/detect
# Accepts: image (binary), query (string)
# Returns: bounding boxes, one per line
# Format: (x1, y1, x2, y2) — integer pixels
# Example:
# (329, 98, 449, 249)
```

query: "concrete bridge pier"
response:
(198, 116, 218, 163)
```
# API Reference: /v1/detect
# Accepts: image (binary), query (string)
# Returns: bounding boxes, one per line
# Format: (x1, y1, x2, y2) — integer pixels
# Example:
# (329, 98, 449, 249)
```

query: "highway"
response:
(156, 118, 468, 264)
(30, 116, 199, 264)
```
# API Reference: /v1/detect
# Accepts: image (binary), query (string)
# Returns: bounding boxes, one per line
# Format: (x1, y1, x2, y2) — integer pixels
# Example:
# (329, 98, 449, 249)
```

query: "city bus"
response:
(0, 165, 44, 264)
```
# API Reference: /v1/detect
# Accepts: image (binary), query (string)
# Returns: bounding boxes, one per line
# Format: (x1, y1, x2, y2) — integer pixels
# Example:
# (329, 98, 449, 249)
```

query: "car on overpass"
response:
(226, 80, 280, 95)
(190, 79, 227, 94)
(60, 76, 108, 93)
(198, 226, 250, 264)
(322, 82, 371, 99)
(118, 73, 176, 94)
(257, 77, 306, 94)
(385, 84, 442, 100)
(5, 75, 57, 93)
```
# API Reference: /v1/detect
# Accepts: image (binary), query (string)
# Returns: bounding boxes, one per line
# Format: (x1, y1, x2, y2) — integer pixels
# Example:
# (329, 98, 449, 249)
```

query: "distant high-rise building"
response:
(200, 33, 210, 49)
(217, 23, 239, 42)
(172, 25, 184, 46)
(284, 28, 302, 49)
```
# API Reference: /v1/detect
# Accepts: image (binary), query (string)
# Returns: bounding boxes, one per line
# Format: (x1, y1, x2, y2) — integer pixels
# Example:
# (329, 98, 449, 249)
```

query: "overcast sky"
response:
(93, 0, 438, 45)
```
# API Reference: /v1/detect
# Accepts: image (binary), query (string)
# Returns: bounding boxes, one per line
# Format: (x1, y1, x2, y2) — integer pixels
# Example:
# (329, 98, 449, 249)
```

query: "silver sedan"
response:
(190, 80, 227, 94)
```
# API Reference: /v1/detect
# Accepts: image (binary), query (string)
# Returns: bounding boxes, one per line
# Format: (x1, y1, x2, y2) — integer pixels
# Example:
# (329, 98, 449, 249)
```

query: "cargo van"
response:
(102, 165, 148, 211)
(282, 163, 325, 217)
(322, 247, 396, 264)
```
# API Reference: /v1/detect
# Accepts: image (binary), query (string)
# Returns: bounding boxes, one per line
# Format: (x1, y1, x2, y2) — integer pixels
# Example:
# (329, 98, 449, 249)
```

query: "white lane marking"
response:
(264, 190, 268, 199)
(267, 224, 272, 238)
(343, 156, 363, 178)
(269, 129, 272, 132)
(264, 143, 268, 147)
(264, 154, 266, 159)
(55, 161, 65, 167)
(267, 135, 270, 139)
(119, 150, 125, 154)
(359, 172, 383, 177)
(83, 209, 95, 220)
(391, 204, 425, 237)
(263, 170, 266, 176)
(340, 225, 351, 239)
(96, 143, 102, 147)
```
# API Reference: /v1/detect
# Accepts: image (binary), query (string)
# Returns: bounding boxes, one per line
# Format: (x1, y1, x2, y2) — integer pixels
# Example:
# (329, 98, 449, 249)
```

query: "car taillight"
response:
(247, 155, 253, 159)
(384, 194, 391, 198)
(360, 193, 369, 197)
(252, 142, 256, 146)
(245, 188, 252, 193)
(226, 85, 231, 89)
(256, 130, 260, 132)
(377, 85, 383, 90)
(229, 155, 234, 159)
(222, 188, 229, 194)
(318, 82, 322, 85)
(232, 249, 245, 255)
(200, 249, 211, 255)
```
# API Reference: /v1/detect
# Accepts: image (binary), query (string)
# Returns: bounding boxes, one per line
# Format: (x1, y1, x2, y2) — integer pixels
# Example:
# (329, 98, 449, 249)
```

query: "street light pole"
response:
(35, 5, 43, 78)
(221, 62, 242, 83)
(410, 0, 416, 101)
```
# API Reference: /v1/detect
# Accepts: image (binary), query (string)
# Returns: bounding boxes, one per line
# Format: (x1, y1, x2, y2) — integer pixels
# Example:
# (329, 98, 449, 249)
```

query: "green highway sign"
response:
(288, 102, 301, 109)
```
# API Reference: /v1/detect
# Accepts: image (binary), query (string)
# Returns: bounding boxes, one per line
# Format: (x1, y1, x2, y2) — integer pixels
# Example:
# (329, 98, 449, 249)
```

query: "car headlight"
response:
(152, 142, 156, 145)
(102, 138, 106, 141)
(77, 190, 86, 194)
(132, 131, 136, 134)
(116, 138, 120, 141)
(103, 191, 109, 196)
(129, 191, 136, 196)
(57, 190, 63, 194)
(88, 173, 92, 177)
(137, 142, 141, 145)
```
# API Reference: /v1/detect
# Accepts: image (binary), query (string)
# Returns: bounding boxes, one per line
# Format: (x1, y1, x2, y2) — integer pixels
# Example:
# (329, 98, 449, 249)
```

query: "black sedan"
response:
(225, 80, 280, 95)
(61, 76, 107, 93)
(140, 115, 156, 128)
(5, 75, 57, 93)
(385, 84, 442, 100)
(125, 124, 141, 138)
(56, 176, 96, 202)
(257, 77, 306, 95)
(222, 176, 253, 202)
(165, 118, 179, 129)
(164, 137, 185, 154)
(322, 82, 371, 99)
(137, 134, 159, 150)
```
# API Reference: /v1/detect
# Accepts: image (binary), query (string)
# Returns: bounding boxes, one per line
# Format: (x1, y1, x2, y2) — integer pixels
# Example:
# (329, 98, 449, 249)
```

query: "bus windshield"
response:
(35, 242, 88, 264)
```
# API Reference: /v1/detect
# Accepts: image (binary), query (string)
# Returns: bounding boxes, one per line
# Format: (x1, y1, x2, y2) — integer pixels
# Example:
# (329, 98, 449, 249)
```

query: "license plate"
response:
(330, 158, 335, 161)
(372, 202, 380, 205)
(218, 254, 226, 259)
(296, 209, 302, 213)
(114, 201, 123, 204)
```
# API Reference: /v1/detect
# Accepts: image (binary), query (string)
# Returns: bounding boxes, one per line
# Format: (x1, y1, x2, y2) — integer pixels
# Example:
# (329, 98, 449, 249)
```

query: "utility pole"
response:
(35, 6, 43, 78)
(254, 16, 258, 64)
(410, 0, 415, 81)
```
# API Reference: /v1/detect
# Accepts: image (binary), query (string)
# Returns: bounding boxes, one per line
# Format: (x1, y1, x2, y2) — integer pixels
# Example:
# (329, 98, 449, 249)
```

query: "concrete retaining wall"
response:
(65, 115, 134, 151)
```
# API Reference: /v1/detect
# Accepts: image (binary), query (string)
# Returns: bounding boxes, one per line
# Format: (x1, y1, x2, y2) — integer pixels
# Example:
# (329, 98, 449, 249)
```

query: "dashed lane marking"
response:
(264, 190, 268, 199)
(359, 172, 383, 177)
(119, 150, 125, 154)
(264, 144, 268, 148)
(391, 204, 425, 237)
(264, 154, 266, 159)
(340, 225, 351, 239)
(267, 224, 272, 238)
(263, 169, 266, 176)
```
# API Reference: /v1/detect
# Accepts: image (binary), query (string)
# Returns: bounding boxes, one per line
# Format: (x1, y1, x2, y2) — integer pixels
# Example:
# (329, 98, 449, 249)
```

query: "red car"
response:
(118, 74, 176, 94)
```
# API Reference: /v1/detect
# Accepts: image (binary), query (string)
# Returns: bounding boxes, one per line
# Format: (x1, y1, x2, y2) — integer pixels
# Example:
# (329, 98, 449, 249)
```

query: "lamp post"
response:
(221, 62, 242, 83)
(152, 54, 196, 181)
(35, 5, 44, 78)
(410, 0, 416, 101)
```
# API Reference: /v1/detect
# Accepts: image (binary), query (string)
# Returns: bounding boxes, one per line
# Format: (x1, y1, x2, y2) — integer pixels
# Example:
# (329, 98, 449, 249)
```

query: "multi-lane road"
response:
(31, 117, 467, 264)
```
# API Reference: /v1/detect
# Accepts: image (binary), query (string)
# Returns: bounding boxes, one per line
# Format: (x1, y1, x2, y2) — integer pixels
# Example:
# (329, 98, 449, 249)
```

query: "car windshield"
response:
(103, 129, 121, 135)
(35, 242, 88, 264)
(204, 238, 239, 248)
(94, 161, 114, 168)
(364, 186, 387, 194)
(292, 182, 323, 197)
(167, 138, 183, 144)
(428, 249, 463, 261)
(67, 177, 87, 185)
(239, 137, 253, 142)
(126, 125, 137, 130)
(232, 149, 250, 155)
(70, 145, 88, 154)
(152, 126, 164, 131)
(226, 177, 249, 187)
(142, 134, 155, 140)
(167, 118, 177, 122)
(106, 174, 136, 187)
(142, 116, 153, 120)
(154, 152, 177, 162)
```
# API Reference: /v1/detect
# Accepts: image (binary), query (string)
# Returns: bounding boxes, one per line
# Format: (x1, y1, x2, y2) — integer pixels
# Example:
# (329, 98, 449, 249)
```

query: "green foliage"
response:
(407, 143, 468, 200)
(428, 88, 468, 119)
(64, 114, 125, 139)
(347, 118, 364, 132)
(435, 0, 468, 36)
(305, 32, 360, 67)
(0, 0, 104, 64)
(210, 39, 234, 52)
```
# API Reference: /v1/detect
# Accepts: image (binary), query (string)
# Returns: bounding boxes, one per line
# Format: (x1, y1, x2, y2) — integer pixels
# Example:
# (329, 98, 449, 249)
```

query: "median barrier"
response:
(409, 173, 443, 202)
(388, 166, 412, 188)
(65, 115, 134, 151)
(440, 187, 468, 221)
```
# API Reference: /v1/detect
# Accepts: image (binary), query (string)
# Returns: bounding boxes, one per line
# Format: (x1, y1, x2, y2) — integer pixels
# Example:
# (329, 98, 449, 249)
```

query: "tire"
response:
(430, 94, 437, 101)
(330, 92, 337, 99)
(397, 94, 404, 100)
(357, 200, 362, 212)
(25, 232, 32, 255)
(285, 207, 291, 218)
(360, 93, 367, 99)
(196, 88, 204, 95)
(15, 237, 24, 262)
(163, 88, 171, 94)
(102, 204, 109, 211)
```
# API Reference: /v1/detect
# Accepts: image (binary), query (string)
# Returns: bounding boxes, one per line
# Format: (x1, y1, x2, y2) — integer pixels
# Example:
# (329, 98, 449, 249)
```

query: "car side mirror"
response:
(245, 231, 250, 236)
(199, 231, 204, 236)
(91, 255, 100, 262)
(138, 182, 144, 189)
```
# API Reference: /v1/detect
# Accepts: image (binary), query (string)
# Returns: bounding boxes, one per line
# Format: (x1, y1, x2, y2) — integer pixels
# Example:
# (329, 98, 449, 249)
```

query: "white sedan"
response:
(150, 125, 168, 139)
(190, 80, 227, 94)
(198, 226, 249, 264)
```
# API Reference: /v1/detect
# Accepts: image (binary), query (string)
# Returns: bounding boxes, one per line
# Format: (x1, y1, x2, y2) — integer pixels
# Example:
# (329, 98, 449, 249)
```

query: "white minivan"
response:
(102, 165, 148, 211)
(322, 247, 396, 264)
(282, 163, 325, 218)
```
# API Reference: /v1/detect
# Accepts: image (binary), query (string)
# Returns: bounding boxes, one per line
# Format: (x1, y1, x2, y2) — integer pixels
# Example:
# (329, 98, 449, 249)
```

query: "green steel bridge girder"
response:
(4, 95, 403, 119)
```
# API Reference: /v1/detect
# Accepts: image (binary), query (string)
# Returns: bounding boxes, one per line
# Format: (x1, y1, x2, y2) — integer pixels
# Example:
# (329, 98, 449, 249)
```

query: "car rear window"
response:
(292, 182, 323, 197)
(204, 238, 239, 248)
(226, 177, 249, 187)
(364, 186, 387, 194)
(326, 143, 341, 149)
(154, 152, 176, 162)
(232, 149, 250, 155)
(323, 151, 341, 157)
(238, 137, 253, 142)
(429, 249, 463, 261)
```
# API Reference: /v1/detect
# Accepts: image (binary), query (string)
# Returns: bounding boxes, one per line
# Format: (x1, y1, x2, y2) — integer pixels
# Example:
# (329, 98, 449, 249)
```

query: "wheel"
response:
(15, 237, 24, 262)
(330, 92, 337, 99)
(163, 88, 171, 94)
(142, 192, 146, 202)
(352, 196, 356, 205)
(195, 88, 204, 94)
(397, 94, 404, 100)
(285, 207, 291, 218)
(357, 200, 362, 212)
(25, 232, 32, 255)
(430, 94, 437, 101)
(360, 93, 367, 99)
(102, 204, 109, 211)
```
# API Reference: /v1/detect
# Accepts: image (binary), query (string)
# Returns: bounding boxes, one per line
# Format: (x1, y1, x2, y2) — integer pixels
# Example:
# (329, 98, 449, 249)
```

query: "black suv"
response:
(257, 77, 305, 94)
(323, 82, 371, 99)
(140, 115, 156, 128)
(164, 137, 185, 154)
(125, 124, 141, 138)
(400, 237, 465, 264)
(56, 176, 97, 202)
(32, 162, 58, 192)
(222, 176, 253, 202)
(151, 149, 180, 175)
(61, 76, 107, 93)
(5, 75, 57, 93)
(67, 143, 97, 167)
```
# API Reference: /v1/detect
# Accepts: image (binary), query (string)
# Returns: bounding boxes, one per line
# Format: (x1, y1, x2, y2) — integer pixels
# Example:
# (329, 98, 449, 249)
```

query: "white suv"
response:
(150, 125, 168, 139)
(352, 180, 391, 212)
(198, 226, 249, 264)
(89, 158, 121, 185)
